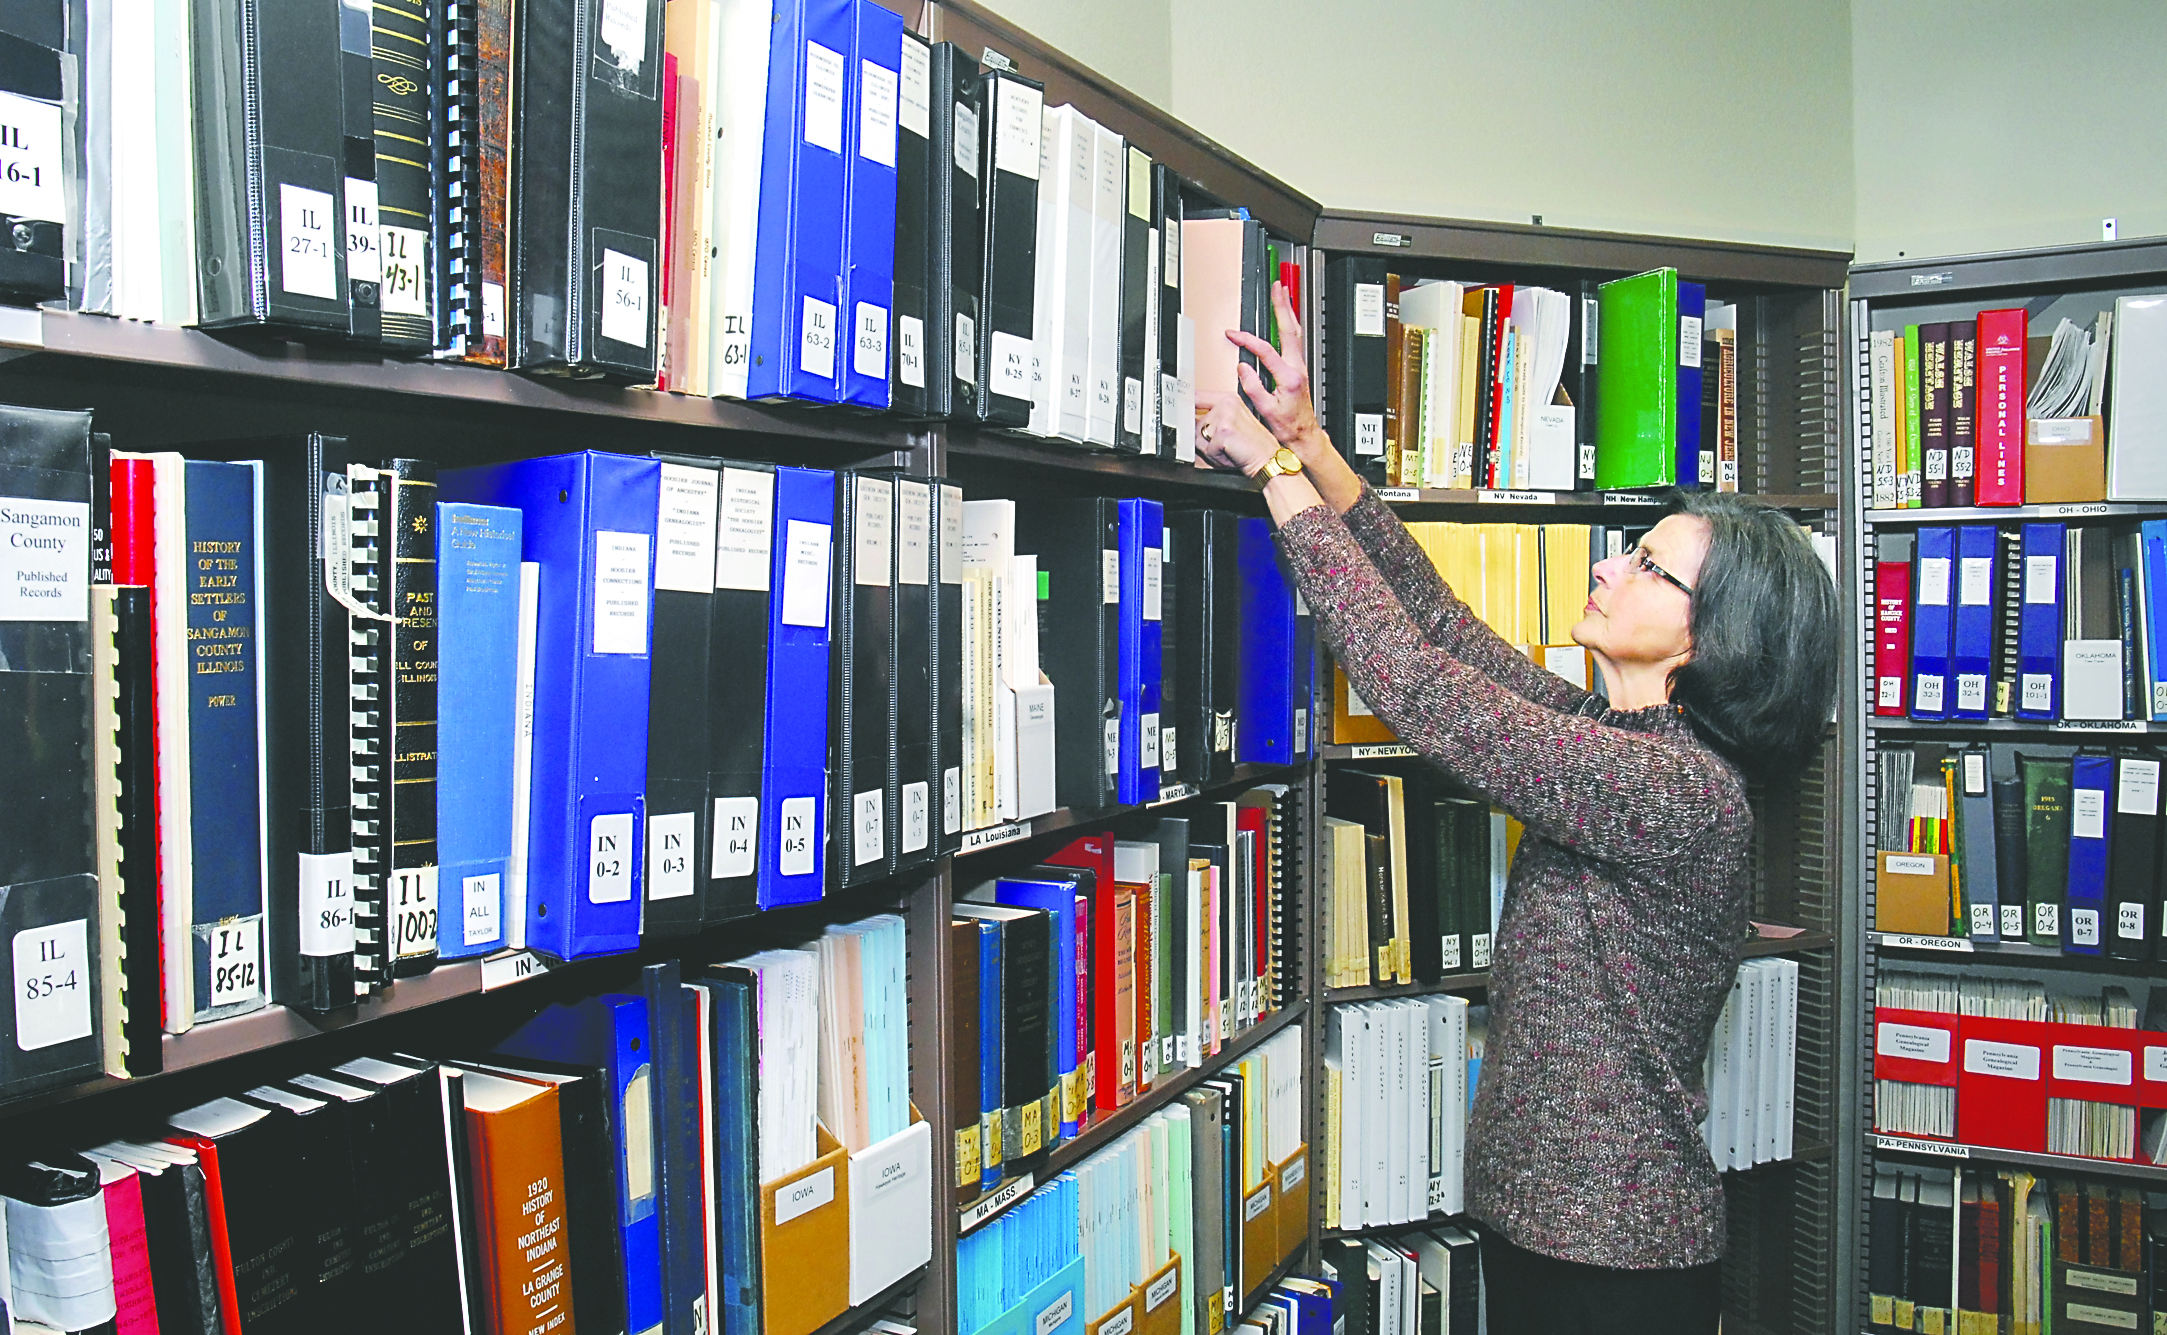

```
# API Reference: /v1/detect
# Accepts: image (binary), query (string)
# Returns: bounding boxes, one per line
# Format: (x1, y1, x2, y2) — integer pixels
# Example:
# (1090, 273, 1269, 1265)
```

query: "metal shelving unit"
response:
(1844, 239, 2167, 1332)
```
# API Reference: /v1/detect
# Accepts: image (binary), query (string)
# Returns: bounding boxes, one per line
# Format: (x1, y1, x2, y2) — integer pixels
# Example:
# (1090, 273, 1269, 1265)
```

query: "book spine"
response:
(1949, 322, 1978, 508)
(464, 0, 510, 365)
(1920, 325, 1951, 508)
(1875, 549, 1912, 715)
(436, 502, 521, 959)
(1976, 309, 2028, 506)
(349, 467, 390, 987)
(1382, 274, 1403, 487)
(1901, 328, 1923, 508)
(372, 0, 434, 350)
(643, 463, 718, 934)
(385, 462, 440, 977)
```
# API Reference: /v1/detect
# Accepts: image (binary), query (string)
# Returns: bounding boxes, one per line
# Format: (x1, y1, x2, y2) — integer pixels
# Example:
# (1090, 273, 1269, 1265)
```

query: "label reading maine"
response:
(602, 250, 650, 348)
(714, 468, 775, 593)
(654, 464, 720, 594)
(463, 873, 501, 945)
(804, 41, 845, 153)
(588, 814, 634, 903)
(779, 797, 816, 876)
(0, 496, 87, 622)
(279, 183, 338, 299)
(592, 531, 651, 653)
(298, 850, 356, 956)
(780, 520, 832, 628)
(13, 918, 90, 1051)
(712, 797, 757, 879)
(646, 812, 694, 900)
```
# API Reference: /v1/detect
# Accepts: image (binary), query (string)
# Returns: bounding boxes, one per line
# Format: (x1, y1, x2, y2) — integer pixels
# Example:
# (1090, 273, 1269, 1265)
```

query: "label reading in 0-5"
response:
(208, 919, 262, 1008)
(392, 865, 440, 958)
(13, 918, 90, 1051)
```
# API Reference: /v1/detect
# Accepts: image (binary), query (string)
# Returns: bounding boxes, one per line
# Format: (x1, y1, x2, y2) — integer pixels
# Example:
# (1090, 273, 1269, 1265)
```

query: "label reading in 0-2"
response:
(391, 865, 440, 958)
(13, 918, 90, 1051)
(589, 814, 634, 903)
(207, 919, 263, 1009)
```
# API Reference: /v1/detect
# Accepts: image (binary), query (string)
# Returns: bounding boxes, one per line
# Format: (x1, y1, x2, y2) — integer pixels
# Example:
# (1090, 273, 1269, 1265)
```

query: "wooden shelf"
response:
(1872, 1134, 2167, 1184)
(942, 427, 1259, 497)
(956, 762, 1306, 858)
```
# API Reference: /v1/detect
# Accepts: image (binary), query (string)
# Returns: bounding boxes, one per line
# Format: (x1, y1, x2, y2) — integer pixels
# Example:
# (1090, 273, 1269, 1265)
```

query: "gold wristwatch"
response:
(1255, 446, 1304, 483)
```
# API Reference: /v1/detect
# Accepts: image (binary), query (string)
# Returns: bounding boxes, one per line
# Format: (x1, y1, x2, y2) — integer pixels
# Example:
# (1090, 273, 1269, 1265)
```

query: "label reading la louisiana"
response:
(298, 850, 355, 956)
(13, 917, 90, 1051)
(645, 811, 694, 900)
(206, 918, 262, 1009)
(961, 821, 1028, 852)
(392, 865, 440, 958)
(588, 814, 634, 903)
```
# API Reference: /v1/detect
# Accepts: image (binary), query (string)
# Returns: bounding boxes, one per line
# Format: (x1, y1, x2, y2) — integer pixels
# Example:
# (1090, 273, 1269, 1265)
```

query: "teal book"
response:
(185, 458, 270, 1023)
(1592, 267, 1678, 490)
(435, 502, 523, 960)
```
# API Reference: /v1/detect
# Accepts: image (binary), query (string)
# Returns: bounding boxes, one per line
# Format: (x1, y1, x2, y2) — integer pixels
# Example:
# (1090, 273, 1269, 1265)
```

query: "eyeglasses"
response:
(1629, 544, 1695, 598)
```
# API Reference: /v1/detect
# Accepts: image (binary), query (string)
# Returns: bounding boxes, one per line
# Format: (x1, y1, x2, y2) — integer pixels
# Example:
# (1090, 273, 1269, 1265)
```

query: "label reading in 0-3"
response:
(298, 850, 356, 956)
(208, 919, 263, 1008)
(391, 865, 439, 958)
(279, 183, 339, 300)
(646, 812, 695, 901)
(13, 918, 90, 1051)
(588, 814, 634, 903)
(0, 91, 64, 224)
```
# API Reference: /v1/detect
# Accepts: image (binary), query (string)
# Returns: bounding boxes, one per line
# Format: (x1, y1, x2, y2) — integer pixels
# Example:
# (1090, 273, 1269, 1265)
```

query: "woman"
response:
(1197, 284, 1839, 1335)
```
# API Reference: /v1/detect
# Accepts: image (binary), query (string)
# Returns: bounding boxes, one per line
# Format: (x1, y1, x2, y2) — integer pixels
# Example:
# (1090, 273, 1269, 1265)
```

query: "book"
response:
(166, 1096, 312, 1335)
(457, 1070, 576, 1335)
(436, 502, 522, 960)
(1949, 321, 1979, 508)
(1919, 324, 1951, 509)
(971, 69, 1044, 425)
(926, 43, 982, 421)
(1593, 268, 1678, 489)
(643, 458, 720, 934)
(838, 0, 902, 410)
(1977, 308, 2028, 506)
(372, 459, 441, 981)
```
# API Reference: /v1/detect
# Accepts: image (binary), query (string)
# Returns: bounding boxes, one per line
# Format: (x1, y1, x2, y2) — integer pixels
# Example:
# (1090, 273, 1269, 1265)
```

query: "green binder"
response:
(1902, 324, 1924, 508)
(2019, 751, 2072, 947)
(1593, 267, 1679, 489)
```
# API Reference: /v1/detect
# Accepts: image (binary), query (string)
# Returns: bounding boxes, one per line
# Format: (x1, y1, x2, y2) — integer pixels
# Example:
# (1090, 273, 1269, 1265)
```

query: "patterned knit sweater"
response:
(1274, 484, 1752, 1270)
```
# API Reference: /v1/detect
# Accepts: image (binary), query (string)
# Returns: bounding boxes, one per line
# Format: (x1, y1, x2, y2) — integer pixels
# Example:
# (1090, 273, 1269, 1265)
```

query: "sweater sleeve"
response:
(1337, 482, 1589, 712)
(1276, 503, 1734, 865)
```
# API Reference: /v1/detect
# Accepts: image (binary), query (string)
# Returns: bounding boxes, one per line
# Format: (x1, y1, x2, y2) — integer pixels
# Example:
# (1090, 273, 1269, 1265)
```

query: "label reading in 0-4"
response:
(0, 92, 64, 224)
(13, 918, 90, 1051)
(391, 865, 440, 959)
(207, 919, 262, 1009)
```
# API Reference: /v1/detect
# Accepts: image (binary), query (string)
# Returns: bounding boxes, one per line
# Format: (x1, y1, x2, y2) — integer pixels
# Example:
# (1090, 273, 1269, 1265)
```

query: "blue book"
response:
(1116, 498, 1164, 805)
(185, 458, 270, 1023)
(1675, 281, 1705, 490)
(1234, 516, 1296, 765)
(1294, 588, 1316, 759)
(748, 0, 854, 403)
(2143, 520, 2167, 720)
(695, 976, 762, 1335)
(496, 995, 663, 1335)
(985, 879, 1080, 1139)
(641, 961, 704, 1335)
(434, 502, 522, 960)
(838, 0, 901, 408)
(1951, 524, 1997, 720)
(2018, 523, 2067, 720)
(1908, 525, 1955, 720)
(440, 451, 659, 958)
(973, 916, 1004, 1188)
(2066, 752, 2114, 955)
(761, 466, 836, 906)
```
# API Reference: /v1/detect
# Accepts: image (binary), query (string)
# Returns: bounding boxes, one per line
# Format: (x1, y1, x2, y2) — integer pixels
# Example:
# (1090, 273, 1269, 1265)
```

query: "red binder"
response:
(1955, 1015, 2047, 1152)
(1045, 832, 1127, 1113)
(1874, 1007, 1958, 1091)
(2044, 1023, 2142, 1160)
(1873, 539, 1913, 716)
(1975, 308, 2028, 506)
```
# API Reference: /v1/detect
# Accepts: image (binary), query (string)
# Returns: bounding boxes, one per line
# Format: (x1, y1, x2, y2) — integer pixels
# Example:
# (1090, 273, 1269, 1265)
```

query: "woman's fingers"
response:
(1270, 282, 1307, 367)
(1224, 328, 1303, 397)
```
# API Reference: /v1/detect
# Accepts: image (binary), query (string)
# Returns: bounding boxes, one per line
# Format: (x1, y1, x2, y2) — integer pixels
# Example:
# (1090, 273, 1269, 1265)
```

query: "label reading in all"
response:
(902, 781, 929, 855)
(780, 520, 832, 628)
(712, 797, 757, 879)
(899, 38, 930, 138)
(779, 796, 816, 876)
(344, 178, 380, 283)
(654, 464, 720, 594)
(801, 295, 838, 379)
(1353, 284, 1385, 338)
(898, 482, 931, 586)
(2053, 1044, 2133, 1085)
(858, 59, 899, 168)
(774, 1166, 835, 1227)
(898, 315, 926, 388)
(279, 183, 339, 300)
(1963, 1039, 2040, 1081)
(381, 225, 429, 317)
(0, 91, 64, 222)
(1143, 546, 1162, 621)
(389, 866, 439, 959)
(1679, 316, 1702, 367)
(1102, 548, 1120, 604)
(298, 850, 356, 956)
(991, 331, 1032, 398)
(954, 102, 981, 177)
(645, 812, 694, 901)
(994, 79, 1040, 177)
(1917, 556, 1951, 607)
(714, 468, 776, 593)
(588, 814, 634, 903)
(854, 790, 885, 865)
(2120, 758, 2160, 815)
(592, 531, 651, 654)
(1958, 555, 1993, 605)
(462, 873, 501, 945)
(2071, 907, 2102, 946)
(601, 249, 650, 348)
(2025, 554, 2058, 603)
(804, 41, 845, 153)
(855, 477, 894, 585)
(0, 496, 88, 622)
(2075, 786, 2107, 840)
(955, 313, 977, 384)
(1876, 1021, 1951, 1064)
(13, 918, 90, 1051)
(854, 301, 889, 380)
(1354, 413, 1385, 457)
(207, 918, 263, 1008)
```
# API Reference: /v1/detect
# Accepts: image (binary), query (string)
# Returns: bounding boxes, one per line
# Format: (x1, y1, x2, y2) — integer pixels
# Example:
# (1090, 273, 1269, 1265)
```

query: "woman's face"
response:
(1571, 514, 1710, 669)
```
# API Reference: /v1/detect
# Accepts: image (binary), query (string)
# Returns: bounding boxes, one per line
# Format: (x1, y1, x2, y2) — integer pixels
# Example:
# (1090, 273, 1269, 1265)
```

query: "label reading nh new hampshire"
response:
(592, 531, 651, 654)
(13, 918, 90, 1051)
(712, 798, 757, 879)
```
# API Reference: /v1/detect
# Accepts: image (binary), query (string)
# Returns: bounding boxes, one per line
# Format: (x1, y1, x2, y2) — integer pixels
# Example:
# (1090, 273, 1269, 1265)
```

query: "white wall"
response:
(1166, 0, 1854, 252)
(1851, 1, 2167, 263)
(977, 0, 1175, 109)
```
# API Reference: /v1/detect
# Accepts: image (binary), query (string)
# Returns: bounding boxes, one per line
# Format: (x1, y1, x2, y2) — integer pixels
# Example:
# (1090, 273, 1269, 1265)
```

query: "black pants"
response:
(1475, 1224, 1721, 1335)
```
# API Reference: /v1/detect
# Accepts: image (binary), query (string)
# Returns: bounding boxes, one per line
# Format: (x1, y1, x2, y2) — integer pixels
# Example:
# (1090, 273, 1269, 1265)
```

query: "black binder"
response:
(892, 476, 937, 871)
(928, 44, 982, 421)
(196, 434, 356, 1013)
(128, 1148, 222, 1335)
(1160, 514, 1184, 783)
(238, 1085, 362, 1324)
(0, 10, 67, 303)
(370, 0, 436, 351)
(330, 1055, 467, 1334)
(1326, 255, 1390, 485)
(832, 473, 898, 887)
(1117, 145, 1153, 454)
(336, 0, 382, 346)
(508, 0, 663, 377)
(972, 68, 1043, 426)
(2109, 750, 2162, 961)
(933, 481, 965, 856)
(1024, 496, 1120, 813)
(705, 461, 777, 923)
(167, 1097, 313, 1335)
(1170, 508, 1238, 788)
(891, 31, 934, 417)
(383, 460, 440, 979)
(191, 0, 353, 335)
(644, 455, 719, 937)
(1152, 163, 1184, 459)
(114, 586, 163, 1074)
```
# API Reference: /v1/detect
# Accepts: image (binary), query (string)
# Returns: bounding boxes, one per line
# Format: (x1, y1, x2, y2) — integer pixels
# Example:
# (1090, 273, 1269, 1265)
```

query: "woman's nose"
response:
(1589, 554, 1626, 588)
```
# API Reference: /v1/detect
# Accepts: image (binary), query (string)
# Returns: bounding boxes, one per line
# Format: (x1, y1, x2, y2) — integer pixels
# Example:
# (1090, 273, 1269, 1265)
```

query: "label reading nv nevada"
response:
(13, 918, 90, 1051)
(601, 250, 651, 348)
(800, 295, 838, 379)
(654, 464, 720, 594)
(298, 850, 356, 956)
(278, 183, 339, 300)
(858, 59, 899, 168)
(206, 918, 263, 1008)
(780, 520, 832, 628)
(779, 796, 816, 876)
(462, 872, 501, 945)
(711, 797, 757, 879)
(0, 496, 88, 622)
(714, 468, 776, 593)
(645, 811, 695, 901)
(391, 866, 439, 959)
(588, 813, 634, 903)
(804, 41, 845, 154)
(592, 531, 651, 654)
(0, 91, 65, 224)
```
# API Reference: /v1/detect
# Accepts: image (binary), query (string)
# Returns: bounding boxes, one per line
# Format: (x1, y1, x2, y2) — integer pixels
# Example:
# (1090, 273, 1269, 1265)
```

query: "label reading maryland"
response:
(13, 918, 90, 1051)
(645, 811, 695, 900)
(592, 531, 651, 654)
(0, 496, 89, 622)
(712, 797, 757, 879)
(588, 813, 635, 903)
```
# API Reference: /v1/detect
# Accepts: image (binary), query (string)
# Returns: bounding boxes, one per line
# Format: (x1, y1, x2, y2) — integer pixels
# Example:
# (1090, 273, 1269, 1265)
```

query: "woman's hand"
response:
(1194, 390, 1281, 477)
(1225, 281, 1326, 457)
